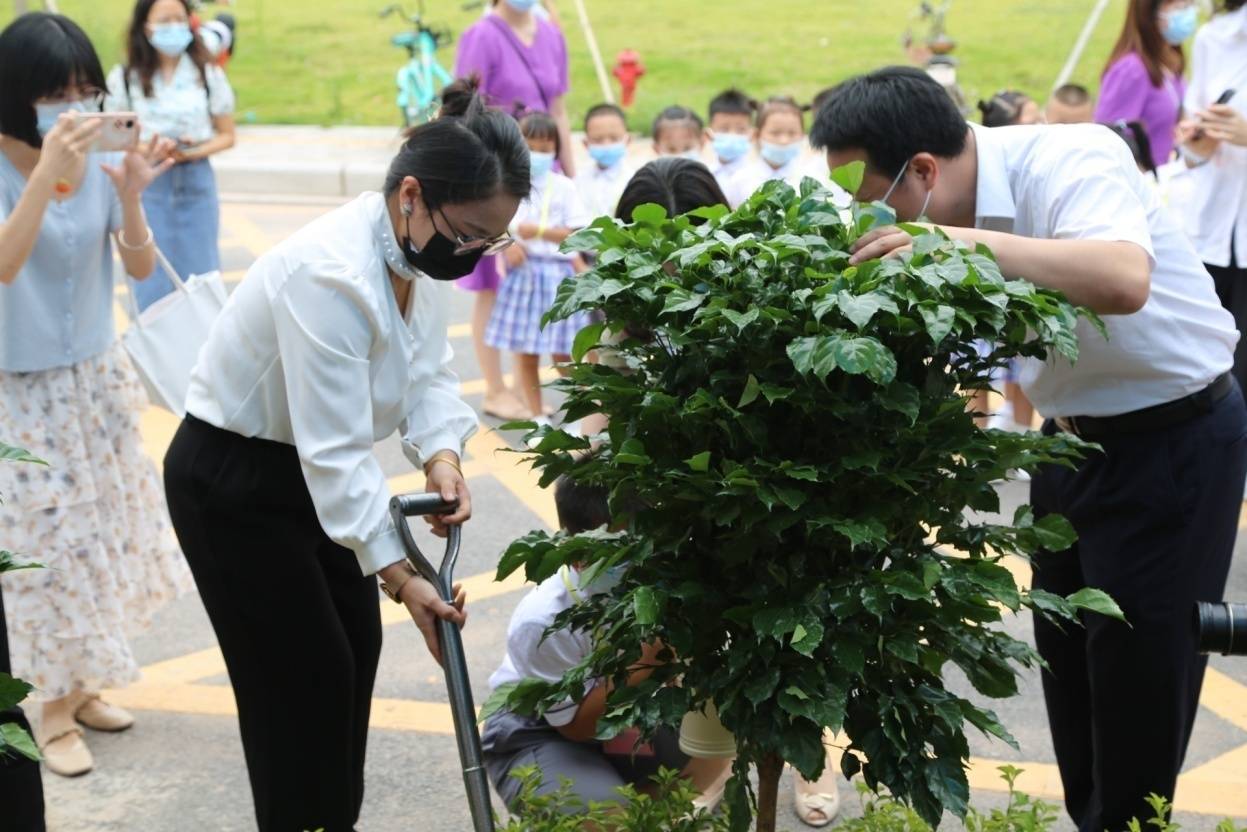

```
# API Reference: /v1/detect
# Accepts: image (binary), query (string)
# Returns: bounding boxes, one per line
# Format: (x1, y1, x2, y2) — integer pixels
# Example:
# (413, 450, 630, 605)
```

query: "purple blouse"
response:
(454, 14, 569, 117)
(1095, 51, 1185, 167)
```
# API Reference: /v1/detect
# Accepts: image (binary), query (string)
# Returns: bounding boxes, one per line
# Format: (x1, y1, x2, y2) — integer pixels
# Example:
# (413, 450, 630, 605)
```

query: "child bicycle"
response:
(380, 2, 458, 127)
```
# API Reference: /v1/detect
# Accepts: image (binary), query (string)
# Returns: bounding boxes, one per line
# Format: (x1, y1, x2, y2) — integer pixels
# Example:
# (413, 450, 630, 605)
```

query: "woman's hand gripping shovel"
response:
(390, 493, 496, 832)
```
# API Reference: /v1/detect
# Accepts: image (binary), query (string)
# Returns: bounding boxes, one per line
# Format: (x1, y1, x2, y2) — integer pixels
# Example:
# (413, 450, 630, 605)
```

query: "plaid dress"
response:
(485, 256, 591, 355)
(485, 171, 593, 356)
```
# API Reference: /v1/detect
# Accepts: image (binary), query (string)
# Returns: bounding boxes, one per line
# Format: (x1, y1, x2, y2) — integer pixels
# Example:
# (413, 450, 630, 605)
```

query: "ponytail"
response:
(383, 75, 530, 209)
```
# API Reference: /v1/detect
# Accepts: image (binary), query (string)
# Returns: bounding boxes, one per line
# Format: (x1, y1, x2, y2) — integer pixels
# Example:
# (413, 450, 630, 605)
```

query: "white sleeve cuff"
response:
(404, 429, 464, 468)
(353, 525, 407, 577)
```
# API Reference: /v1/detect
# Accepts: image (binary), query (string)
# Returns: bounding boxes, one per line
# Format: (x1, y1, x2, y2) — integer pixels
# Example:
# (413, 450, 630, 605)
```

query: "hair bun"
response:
(438, 74, 486, 120)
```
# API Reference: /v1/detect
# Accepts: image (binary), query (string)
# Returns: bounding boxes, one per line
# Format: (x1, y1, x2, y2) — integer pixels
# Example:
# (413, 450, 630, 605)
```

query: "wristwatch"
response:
(380, 562, 417, 604)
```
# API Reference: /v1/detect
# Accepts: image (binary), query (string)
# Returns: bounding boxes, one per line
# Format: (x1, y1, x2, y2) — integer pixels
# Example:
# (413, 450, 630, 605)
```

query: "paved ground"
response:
(34, 198, 1247, 831)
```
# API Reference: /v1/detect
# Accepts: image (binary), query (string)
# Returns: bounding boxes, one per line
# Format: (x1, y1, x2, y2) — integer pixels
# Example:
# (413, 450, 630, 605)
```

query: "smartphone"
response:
(1192, 90, 1237, 141)
(81, 112, 140, 153)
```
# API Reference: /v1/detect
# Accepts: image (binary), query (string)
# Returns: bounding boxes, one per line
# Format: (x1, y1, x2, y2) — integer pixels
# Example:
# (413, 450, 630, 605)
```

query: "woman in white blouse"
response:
(105, 0, 235, 311)
(162, 80, 528, 831)
(1179, 0, 1247, 401)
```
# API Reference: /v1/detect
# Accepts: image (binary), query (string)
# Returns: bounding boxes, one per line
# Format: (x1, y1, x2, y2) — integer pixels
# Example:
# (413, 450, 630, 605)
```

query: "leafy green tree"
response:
(491, 168, 1122, 831)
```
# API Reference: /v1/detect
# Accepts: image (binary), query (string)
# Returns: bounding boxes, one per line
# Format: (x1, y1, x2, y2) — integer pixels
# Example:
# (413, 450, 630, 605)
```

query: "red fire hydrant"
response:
(613, 50, 645, 108)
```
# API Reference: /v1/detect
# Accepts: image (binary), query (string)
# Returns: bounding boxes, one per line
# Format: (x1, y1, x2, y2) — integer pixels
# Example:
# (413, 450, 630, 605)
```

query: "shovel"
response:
(390, 493, 495, 832)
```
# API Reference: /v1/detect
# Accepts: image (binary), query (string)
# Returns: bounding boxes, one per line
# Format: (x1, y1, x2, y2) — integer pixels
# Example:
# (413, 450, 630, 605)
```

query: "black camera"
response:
(1195, 601, 1247, 656)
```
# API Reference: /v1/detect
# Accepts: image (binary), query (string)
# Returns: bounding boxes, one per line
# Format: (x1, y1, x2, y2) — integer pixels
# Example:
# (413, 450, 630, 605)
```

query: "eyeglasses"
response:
(434, 203, 515, 256)
(38, 89, 105, 111)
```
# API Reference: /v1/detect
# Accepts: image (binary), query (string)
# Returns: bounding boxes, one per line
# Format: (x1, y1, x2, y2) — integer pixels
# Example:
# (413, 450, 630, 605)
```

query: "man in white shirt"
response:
(1178, 4, 1247, 402)
(813, 67, 1247, 832)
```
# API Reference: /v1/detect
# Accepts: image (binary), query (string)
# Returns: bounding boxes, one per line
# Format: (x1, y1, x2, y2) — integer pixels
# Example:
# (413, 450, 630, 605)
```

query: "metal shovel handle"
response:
(388, 493, 494, 831)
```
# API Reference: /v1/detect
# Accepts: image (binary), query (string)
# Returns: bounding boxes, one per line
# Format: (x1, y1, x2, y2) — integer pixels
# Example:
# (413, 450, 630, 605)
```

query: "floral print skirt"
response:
(0, 342, 192, 701)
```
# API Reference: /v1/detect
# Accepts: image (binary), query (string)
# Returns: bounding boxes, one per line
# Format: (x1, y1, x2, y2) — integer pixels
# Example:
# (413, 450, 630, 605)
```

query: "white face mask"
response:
(880, 157, 933, 222)
(675, 149, 703, 162)
(35, 99, 88, 138)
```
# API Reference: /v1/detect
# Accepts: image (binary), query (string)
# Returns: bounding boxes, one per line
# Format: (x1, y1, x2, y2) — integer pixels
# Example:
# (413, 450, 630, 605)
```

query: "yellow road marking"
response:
(1201, 667, 1247, 732)
(968, 757, 1247, 818)
(466, 426, 558, 530)
(219, 204, 279, 257)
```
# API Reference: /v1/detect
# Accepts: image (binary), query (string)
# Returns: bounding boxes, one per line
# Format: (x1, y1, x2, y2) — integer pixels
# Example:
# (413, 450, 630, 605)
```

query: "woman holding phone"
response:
(162, 78, 527, 832)
(0, 12, 186, 778)
(105, 0, 236, 312)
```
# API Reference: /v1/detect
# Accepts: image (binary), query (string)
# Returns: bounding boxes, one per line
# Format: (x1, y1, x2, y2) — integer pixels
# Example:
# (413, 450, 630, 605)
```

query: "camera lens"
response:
(1195, 601, 1247, 656)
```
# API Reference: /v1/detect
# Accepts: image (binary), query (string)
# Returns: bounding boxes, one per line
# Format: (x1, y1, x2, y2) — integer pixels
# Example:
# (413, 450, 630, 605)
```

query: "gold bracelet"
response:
(117, 226, 154, 251)
(424, 453, 463, 477)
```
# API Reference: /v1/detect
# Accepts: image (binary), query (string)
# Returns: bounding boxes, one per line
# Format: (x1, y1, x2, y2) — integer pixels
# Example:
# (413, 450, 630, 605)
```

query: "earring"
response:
(401, 203, 413, 216)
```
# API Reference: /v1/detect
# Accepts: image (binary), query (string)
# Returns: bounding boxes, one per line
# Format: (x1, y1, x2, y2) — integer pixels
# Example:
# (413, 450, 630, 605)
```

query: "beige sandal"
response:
(38, 725, 93, 777)
(75, 694, 135, 733)
(691, 764, 734, 814)
(792, 766, 841, 828)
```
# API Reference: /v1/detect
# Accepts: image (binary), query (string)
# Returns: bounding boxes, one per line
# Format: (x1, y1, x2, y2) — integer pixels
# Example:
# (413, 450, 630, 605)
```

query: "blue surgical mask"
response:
(149, 22, 194, 57)
(1160, 5, 1198, 45)
(528, 150, 555, 179)
(712, 132, 750, 163)
(35, 99, 88, 139)
(505, 0, 540, 11)
(880, 157, 933, 222)
(760, 140, 802, 168)
(588, 141, 627, 169)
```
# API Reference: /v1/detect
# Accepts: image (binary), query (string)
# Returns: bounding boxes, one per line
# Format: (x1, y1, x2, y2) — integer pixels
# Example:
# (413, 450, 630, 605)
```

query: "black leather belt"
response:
(1054, 372, 1234, 439)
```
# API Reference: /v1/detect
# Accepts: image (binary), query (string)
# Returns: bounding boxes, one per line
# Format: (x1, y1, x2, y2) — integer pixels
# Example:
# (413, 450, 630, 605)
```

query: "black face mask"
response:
(402, 210, 485, 281)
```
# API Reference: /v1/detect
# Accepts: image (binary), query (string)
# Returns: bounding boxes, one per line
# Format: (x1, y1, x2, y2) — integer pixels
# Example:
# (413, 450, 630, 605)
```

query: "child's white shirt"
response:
(488, 569, 590, 727)
(575, 160, 636, 222)
(516, 172, 591, 261)
(724, 154, 807, 207)
(712, 154, 751, 197)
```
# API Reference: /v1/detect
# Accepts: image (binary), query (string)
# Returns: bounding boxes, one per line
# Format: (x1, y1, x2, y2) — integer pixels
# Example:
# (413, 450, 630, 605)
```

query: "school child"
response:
(706, 88, 755, 194)
(485, 111, 592, 419)
(481, 472, 733, 814)
(723, 96, 810, 207)
(574, 102, 635, 220)
(651, 105, 706, 162)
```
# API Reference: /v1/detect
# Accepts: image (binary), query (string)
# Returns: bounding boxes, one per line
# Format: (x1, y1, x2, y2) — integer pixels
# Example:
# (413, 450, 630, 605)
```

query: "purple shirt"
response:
(454, 14, 569, 117)
(1095, 51, 1185, 167)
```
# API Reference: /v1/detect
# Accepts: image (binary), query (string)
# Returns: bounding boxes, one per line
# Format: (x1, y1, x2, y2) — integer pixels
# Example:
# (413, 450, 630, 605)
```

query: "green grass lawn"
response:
(2, 0, 1128, 129)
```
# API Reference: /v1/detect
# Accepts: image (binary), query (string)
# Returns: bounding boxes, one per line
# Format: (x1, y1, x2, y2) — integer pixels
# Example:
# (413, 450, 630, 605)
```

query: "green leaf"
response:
(478, 681, 519, 723)
(0, 673, 33, 711)
(0, 551, 43, 574)
(0, 443, 45, 465)
(791, 619, 824, 656)
(832, 336, 897, 384)
(685, 451, 712, 472)
(829, 161, 866, 196)
(924, 756, 970, 818)
(630, 202, 668, 226)
(1032, 513, 1078, 552)
(738, 374, 760, 408)
(1067, 587, 1127, 623)
(722, 307, 759, 332)
(633, 586, 661, 625)
(918, 304, 956, 345)
(835, 291, 896, 330)
(614, 438, 652, 466)
(0, 722, 39, 762)
(787, 335, 897, 384)
(571, 322, 606, 363)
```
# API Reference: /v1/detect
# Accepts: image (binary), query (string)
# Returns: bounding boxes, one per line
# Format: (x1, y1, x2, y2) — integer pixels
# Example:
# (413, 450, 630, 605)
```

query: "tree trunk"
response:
(755, 752, 785, 832)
